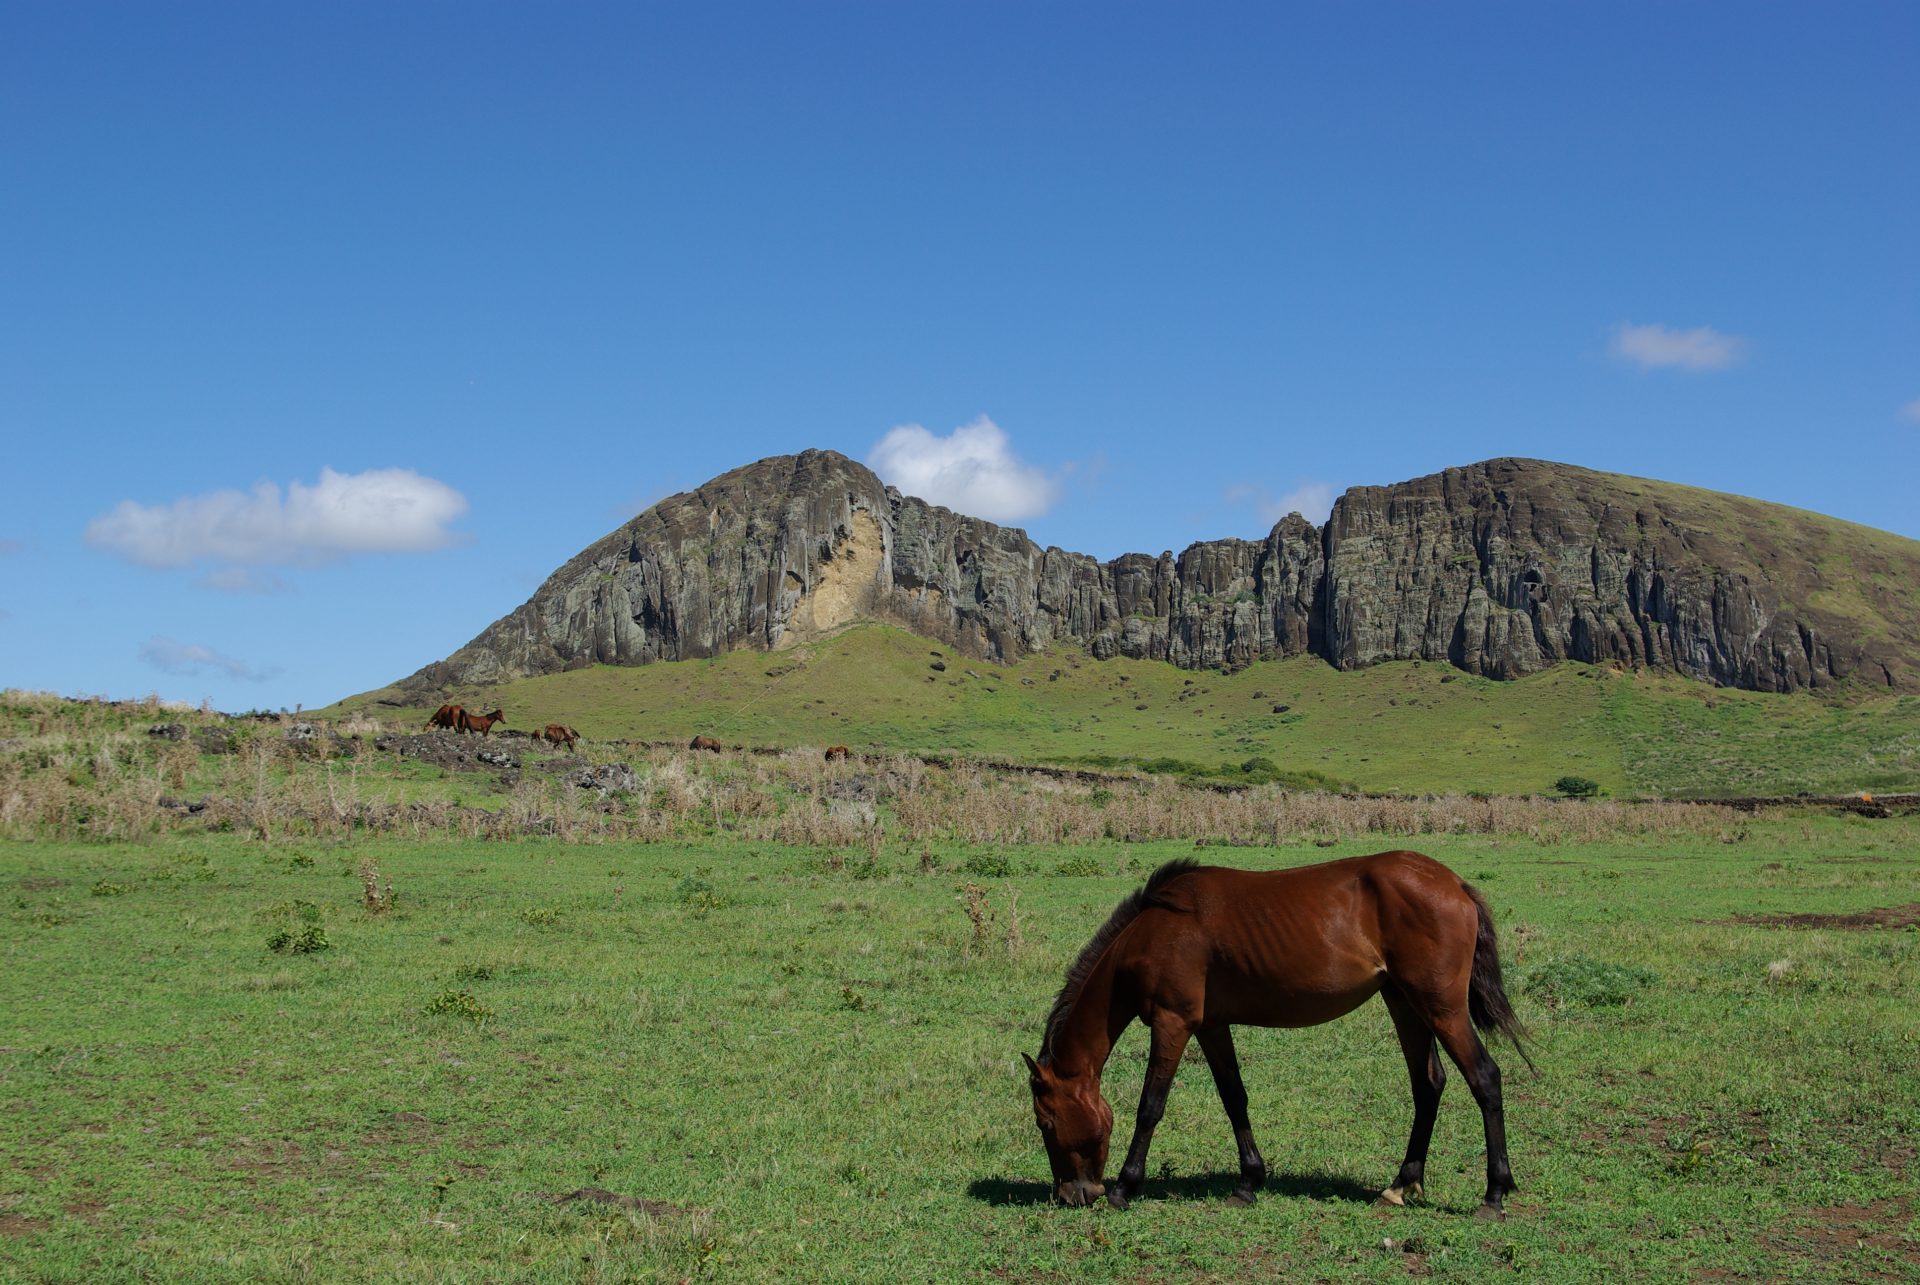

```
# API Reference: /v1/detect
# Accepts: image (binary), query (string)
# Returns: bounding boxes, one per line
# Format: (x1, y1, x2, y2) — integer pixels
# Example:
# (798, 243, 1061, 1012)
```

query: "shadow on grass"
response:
(967, 1171, 1379, 1208)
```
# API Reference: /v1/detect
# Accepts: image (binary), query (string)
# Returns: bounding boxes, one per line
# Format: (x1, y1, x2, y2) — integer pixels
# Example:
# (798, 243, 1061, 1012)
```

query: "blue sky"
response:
(3, 3, 1915, 709)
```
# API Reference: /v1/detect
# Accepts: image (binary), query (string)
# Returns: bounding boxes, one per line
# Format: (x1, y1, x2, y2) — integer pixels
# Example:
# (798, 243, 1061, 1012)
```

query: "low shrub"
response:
(267, 924, 330, 955)
(423, 989, 493, 1023)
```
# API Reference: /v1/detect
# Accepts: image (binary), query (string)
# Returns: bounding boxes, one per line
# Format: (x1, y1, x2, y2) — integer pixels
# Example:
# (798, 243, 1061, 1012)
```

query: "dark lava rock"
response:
(565, 763, 637, 795)
(194, 729, 237, 754)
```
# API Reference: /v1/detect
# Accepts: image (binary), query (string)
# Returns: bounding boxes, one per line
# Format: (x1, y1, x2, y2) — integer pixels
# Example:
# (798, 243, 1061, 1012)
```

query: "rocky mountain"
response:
(392, 450, 1920, 698)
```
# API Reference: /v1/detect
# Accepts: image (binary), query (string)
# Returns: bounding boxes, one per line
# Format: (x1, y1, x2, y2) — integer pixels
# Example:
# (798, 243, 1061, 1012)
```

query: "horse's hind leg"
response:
(1109, 1020, 1191, 1210)
(1196, 1026, 1266, 1204)
(1430, 1012, 1515, 1219)
(1377, 989, 1445, 1206)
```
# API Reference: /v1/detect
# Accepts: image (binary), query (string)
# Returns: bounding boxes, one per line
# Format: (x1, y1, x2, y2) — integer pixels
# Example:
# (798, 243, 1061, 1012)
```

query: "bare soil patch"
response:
(1728, 904, 1920, 930)
(1760, 1199, 1918, 1281)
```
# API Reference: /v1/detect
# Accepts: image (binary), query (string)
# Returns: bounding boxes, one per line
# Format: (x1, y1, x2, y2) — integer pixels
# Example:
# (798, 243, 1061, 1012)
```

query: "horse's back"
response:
(1118, 853, 1477, 1029)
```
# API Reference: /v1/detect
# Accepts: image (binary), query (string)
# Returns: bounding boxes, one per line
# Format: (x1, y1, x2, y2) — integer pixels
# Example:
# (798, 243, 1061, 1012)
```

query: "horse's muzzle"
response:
(1057, 1178, 1105, 1207)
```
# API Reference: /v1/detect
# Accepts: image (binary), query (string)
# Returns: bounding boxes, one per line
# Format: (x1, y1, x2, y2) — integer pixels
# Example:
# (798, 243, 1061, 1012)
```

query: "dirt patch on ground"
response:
(224, 1139, 305, 1177)
(0, 1214, 51, 1237)
(16, 877, 67, 892)
(1760, 1199, 1917, 1281)
(358, 1109, 437, 1149)
(1728, 904, 1920, 930)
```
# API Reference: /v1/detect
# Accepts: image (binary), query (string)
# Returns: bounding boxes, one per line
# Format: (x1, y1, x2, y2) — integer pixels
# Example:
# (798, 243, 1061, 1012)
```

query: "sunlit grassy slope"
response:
(327, 625, 1920, 798)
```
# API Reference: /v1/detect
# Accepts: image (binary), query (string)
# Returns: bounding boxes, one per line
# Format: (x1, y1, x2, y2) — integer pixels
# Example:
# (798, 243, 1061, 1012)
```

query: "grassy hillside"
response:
(328, 624, 1920, 798)
(1525, 463, 1920, 658)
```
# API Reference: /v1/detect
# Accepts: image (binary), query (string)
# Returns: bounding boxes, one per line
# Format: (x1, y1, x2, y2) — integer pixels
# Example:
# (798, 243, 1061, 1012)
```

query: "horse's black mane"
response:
(1039, 859, 1200, 1060)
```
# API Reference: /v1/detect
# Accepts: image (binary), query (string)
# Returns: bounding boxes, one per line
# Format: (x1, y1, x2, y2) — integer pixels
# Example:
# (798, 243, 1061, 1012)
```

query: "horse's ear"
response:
(1021, 1052, 1042, 1078)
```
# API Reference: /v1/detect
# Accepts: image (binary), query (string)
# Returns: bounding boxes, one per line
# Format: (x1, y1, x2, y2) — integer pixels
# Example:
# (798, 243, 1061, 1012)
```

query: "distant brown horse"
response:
(1026, 852, 1528, 1219)
(824, 745, 850, 762)
(457, 709, 506, 736)
(540, 723, 580, 750)
(425, 703, 464, 731)
(689, 735, 723, 753)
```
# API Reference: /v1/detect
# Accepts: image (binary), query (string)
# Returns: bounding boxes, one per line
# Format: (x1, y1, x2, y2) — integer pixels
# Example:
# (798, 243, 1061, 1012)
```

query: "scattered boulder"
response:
(826, 772, 908, 803)
(194, 728, 237, 755)
(147, 723, 187, 741)
(565, 763, 637, 795)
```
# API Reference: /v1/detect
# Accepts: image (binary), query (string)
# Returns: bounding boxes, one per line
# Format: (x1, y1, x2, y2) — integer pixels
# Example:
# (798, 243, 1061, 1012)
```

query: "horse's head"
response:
(1023, 1052, 1111, 1206)
(483, 710, 504, 723)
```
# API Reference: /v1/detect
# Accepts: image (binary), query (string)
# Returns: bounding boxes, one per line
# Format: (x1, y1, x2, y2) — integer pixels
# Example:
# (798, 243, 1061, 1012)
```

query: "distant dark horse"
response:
(424, 703, 464, 731)
(457, 709, 506, 736)
(539, 723, 580, 750)
(689, 735, 723, 753)
(824, 745, 851, 762)
(1026, 852, 1528, 1219)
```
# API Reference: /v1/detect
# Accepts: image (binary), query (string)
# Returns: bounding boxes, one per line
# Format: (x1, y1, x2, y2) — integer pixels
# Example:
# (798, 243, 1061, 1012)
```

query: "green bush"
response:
(673, 874, 733, 914)
(1554, 775, 1602, 798)
(960, 853, 1014, 879)
(423, 989, 493, 1023)
(267, 924, 330, 955)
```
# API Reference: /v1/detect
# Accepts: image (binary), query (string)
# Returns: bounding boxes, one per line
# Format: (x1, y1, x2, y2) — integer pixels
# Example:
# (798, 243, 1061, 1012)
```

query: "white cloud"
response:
(868, 416, 1060, 523)
(139, 636, 275, 683)
(1610, 322, 1746, 372)
(1226, 480, 1337, 526)
(86, 467, 469, 569)
(1900, 398, 1920, 424)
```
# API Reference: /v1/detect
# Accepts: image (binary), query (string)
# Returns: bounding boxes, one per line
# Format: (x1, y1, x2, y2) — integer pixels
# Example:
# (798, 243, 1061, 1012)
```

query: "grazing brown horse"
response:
(457, 709, 506, 736)
(689, 735, 723, 753)
(424, 703, 464, 731)
(1026, 852, 1528, 1219)
(540, 723, 580, 750)
(824, 745, 850, 762)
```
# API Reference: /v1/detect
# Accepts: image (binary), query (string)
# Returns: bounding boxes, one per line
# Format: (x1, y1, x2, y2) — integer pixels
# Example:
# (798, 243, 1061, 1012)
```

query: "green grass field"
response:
(331, 624, 1920, 798)
(5, 818, 1917, 1282)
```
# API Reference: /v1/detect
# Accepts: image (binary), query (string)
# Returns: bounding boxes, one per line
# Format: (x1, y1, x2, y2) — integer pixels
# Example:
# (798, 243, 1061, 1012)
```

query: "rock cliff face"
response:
(396, 451, 1918, 697)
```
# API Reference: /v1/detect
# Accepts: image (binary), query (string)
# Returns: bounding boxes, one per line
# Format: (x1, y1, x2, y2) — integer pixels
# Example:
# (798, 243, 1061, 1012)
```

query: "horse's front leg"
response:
(1109, 1020, 1191, 1210)
(1196, 1025, 1266, 1204)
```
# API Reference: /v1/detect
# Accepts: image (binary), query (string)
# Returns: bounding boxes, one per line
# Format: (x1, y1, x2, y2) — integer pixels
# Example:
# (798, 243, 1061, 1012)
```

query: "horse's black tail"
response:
(1464, 883, 1535, 1074)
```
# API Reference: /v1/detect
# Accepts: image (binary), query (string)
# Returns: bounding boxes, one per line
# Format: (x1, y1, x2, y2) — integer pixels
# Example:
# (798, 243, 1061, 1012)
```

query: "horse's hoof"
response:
(1474, 1203, 1506, 1222)
(1227, 1189, 1257, 1207)
(1106, 1187, 1130, 1211)
(1375, 1187, 1406, 1208)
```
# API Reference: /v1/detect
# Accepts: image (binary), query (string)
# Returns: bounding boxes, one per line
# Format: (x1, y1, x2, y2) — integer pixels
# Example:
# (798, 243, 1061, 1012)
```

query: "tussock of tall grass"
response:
(0, 694, 1748, 847)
